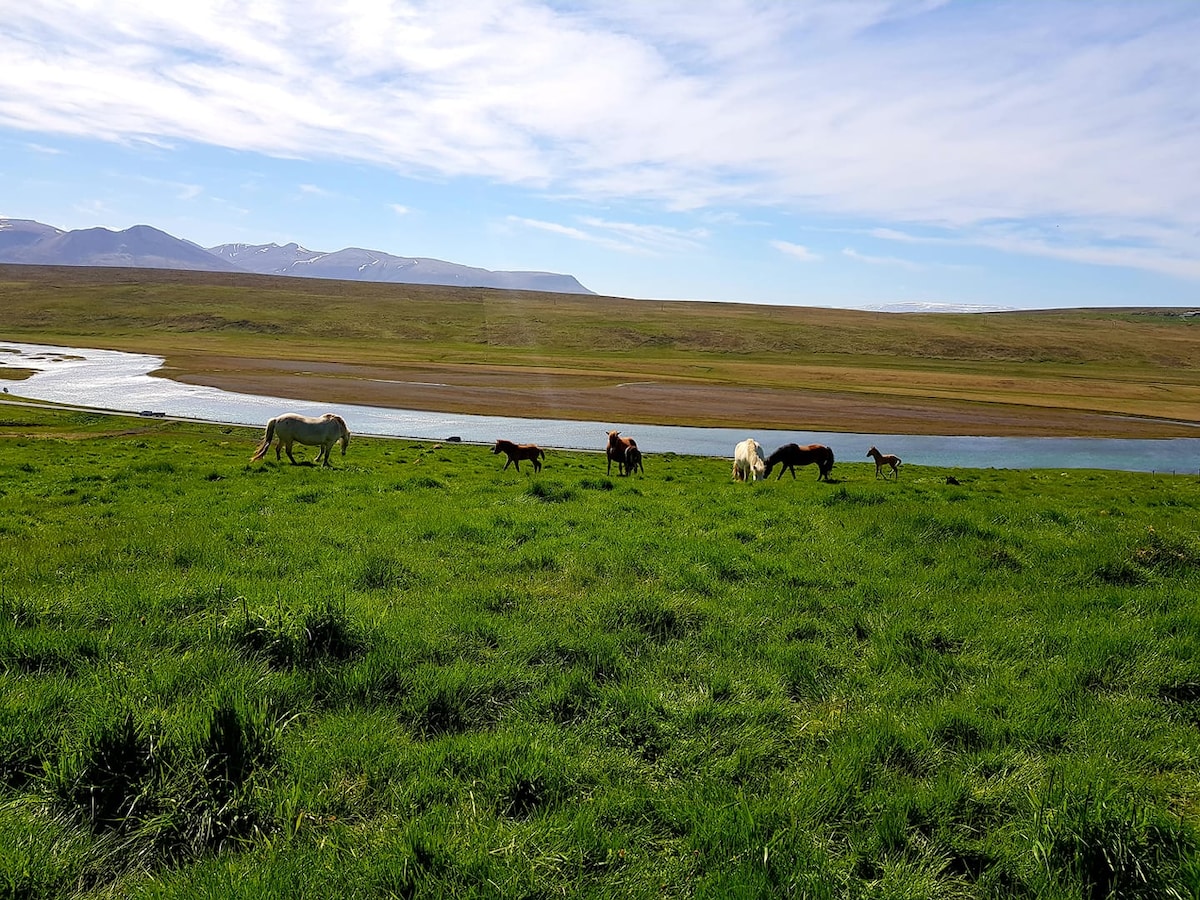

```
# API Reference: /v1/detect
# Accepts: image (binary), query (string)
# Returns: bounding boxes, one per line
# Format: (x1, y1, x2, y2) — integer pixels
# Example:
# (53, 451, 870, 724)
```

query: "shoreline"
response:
(167, 364, 1200, 440)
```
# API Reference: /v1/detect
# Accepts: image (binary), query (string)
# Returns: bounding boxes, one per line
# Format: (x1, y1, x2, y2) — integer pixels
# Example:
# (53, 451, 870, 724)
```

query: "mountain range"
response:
(0, 218, 594, 295)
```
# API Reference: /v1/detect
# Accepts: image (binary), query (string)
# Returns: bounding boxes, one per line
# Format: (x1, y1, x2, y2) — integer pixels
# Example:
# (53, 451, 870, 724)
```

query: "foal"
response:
(492, 439, 545, 472)
(867, 446, 902, 480)
(622, 445, 644, 475)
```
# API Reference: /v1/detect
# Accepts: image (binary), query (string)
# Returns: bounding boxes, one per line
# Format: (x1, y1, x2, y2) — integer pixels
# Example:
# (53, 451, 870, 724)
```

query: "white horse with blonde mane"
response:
(732, 438, 766, 482)
(251, 413, 350, 467)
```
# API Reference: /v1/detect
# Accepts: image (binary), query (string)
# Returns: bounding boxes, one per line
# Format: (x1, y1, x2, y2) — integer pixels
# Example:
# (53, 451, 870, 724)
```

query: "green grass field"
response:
(2, 406, 1198, 898)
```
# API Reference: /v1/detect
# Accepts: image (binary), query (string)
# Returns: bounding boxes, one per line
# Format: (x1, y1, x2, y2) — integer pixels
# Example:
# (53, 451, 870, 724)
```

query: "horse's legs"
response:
(274, 442, 282, 461)
(284, 440, 297, 464)
(503, 456, 513, 471)
(533, 457, 542, 473)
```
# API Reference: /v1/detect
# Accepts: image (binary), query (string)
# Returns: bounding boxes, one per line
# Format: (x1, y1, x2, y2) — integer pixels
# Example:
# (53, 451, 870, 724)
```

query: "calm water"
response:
(2, 340, 1197, 473)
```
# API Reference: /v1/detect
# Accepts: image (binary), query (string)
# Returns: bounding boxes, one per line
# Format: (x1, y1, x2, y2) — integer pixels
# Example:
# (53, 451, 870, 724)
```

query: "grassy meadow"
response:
(2, 405, 1199, 898)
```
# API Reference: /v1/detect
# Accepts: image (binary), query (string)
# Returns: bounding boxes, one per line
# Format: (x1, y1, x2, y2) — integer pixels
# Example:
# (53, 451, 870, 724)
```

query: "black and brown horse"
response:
(622, 445, 644, 475)
(763, 443, 835, 481)
(606, 430, 641, 476)
(492, 439, 545, 472)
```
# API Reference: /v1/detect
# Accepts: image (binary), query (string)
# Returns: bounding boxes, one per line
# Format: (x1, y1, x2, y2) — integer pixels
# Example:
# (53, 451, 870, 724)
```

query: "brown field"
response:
(2, 264, 1199, 437)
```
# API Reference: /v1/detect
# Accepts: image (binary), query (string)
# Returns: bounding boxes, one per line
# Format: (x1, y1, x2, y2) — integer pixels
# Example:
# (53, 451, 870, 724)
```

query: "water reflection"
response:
(1, 340, 1197, 473)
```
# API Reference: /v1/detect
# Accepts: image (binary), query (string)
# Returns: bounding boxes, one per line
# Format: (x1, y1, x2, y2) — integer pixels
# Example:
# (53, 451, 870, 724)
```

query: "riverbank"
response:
(4, 341, 1199, 472)
(4, 264, 1199, 440)
(163, 351, 1200, 438)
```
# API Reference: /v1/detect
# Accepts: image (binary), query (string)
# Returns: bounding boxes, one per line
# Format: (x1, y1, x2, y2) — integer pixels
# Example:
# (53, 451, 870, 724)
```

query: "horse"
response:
(250, 413, 350, 467)
(867, 446, 902, 480)
(492, 439, 545, 473)
(763, 443, 835, 481)
(622, 445, 644, 475)
(732, 438, 766, 482)
(606, 430, 639, 476)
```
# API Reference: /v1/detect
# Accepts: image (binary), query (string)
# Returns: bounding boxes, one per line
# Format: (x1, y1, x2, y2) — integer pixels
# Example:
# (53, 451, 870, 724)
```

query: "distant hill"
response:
(0, 218, 593, 294)
(208, 241, 592, 294)
(0, 219, 242, 272)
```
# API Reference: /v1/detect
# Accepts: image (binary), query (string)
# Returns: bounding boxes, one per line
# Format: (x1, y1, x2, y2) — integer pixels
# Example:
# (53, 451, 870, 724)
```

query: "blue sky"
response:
(2, 1, 1199, 310)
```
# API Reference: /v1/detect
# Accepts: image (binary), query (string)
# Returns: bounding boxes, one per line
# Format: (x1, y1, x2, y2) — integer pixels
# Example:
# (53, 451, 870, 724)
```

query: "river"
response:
(1, 340, 1197, 473)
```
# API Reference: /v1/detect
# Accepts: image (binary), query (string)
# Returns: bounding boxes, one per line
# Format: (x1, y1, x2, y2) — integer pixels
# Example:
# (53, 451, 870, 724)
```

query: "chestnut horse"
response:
(867, 446, 901, 480)
(250, 413, 350, 467)
(763, 443, 835, 481)
(606, 430, 640, 476)
(493, 439, 545, 472)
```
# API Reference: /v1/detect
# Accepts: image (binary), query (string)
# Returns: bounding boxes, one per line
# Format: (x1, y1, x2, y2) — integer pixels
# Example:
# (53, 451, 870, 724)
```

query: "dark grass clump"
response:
(43, 700, 280, 879)
(525, 480, 575, 503)
(604, 594, 703, 643)
(1132, 527, 1200, 574)
(227, 598, 367, 669)
(820, 486, 885, 507)
(578, 477, 614, 491)
(403, 667, 523, 739)
(1032, 775, 1197, 899)
(50, 712, 157, 834)
(354, 551, 414, 591)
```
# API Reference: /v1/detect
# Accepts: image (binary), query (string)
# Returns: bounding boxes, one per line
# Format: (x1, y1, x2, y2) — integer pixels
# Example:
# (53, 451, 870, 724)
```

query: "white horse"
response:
(251, 413, 350, 467)
(732, 438, 766, 482)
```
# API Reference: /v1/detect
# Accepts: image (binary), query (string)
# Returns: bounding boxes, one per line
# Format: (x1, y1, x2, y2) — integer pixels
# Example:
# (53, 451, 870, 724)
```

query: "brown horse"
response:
(763, 443, 835, 481)
(606, 430, 639, 475)
(867, 446, 901, 480)
(492, 439, 545, 472)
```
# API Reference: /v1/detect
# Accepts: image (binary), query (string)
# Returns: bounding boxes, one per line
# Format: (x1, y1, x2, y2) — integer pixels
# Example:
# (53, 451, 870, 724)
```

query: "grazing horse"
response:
(763, 443, 835, 481)
(622, 445, 644, 475)
(606, 430, 639, 476)
(867, 446, 902, 480)
(732, 438, 766, 482)
(492, 439, 545, 472)
(250, 413, 350, 467)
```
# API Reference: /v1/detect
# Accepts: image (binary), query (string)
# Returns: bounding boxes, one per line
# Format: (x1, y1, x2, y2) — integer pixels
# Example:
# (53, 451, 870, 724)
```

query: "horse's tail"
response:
(250, 418, 276, 461)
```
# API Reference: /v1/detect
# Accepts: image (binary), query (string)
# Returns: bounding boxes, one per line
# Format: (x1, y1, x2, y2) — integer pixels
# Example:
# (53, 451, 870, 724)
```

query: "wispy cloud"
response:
(1, 2, 1198, 279)
(506, 215, 643, 254)
(578, 216, 708, 253)
(389, 204, 411, 216)
(771, 240, 820, 262)
(842, 247, 922, 271)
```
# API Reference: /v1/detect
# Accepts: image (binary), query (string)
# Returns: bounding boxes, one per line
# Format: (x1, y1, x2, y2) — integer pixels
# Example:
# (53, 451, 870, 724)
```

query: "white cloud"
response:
(389, 204, 410, 215)
(1, 1, 1198, 278)
(771, 240, 820, 262)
